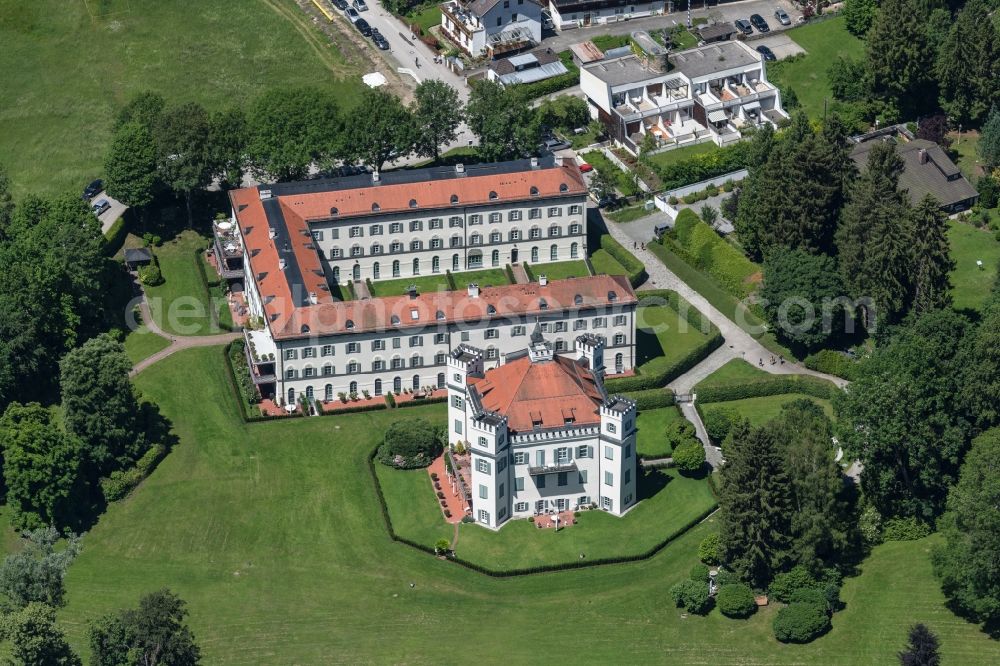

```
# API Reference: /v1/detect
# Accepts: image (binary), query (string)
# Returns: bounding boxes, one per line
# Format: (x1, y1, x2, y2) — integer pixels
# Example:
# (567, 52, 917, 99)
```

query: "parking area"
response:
(87, 191, 127, 234)
(750, 32, 806, 59)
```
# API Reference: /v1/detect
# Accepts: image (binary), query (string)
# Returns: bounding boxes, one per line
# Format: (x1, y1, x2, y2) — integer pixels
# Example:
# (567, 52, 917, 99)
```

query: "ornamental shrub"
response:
(703, 407, 738, 444)
(882, 516, 931, 541)
(665, 419, 697, 451)
(714, 568, 739, 587)
(666, 209, 759, 298)
(768, 565, 816, 603)
(698, 533, 720, 565)
(377, 418, 442, 469)
(670, 579, 712, 615)
(803, 349, 859, 380)
(672, 438, 705, 474)
(717, 583, 756, 619)
(690, 563, 710, 582)
(772, 602, 831, 643)
(139, 263, 163, 286)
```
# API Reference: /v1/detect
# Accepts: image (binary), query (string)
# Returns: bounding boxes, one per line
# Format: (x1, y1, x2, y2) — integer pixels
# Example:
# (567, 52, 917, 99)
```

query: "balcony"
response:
(441, 1, 482, 36)
(212, 220, 244, 280)
(528, 461, 578, 476)
(244, 329, 277, 384)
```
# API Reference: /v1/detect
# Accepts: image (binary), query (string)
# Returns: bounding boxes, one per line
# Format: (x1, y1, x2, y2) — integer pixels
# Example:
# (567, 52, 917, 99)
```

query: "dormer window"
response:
(436, 310, 445, 321)
(559, 183, 568, 192)
(539, 298, 548, 310)
(301, 325, 310, 333)
(345, 319, 355, 329)
(372, 202, 380, 212)
(329, 207, 339, 216)
(608, 291, 618, 302)
(450, 194, 459, 204)
(391, 314, 400, 325)
(410, 309, 419, 320)
(409, 198, 417, 208)
(574, 294, 583, 305)
(488, 190, 498, 200)
(487, 304, 496, 315)
(529, 186, 539, 196)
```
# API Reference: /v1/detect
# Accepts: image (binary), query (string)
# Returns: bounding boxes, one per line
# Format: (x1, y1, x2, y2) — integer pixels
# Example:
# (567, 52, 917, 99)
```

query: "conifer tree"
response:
(909, 195, 954, 314)
(718, 421, 793, 589)
(935, 0, 1000, 126)
(865, 0, 936, 119)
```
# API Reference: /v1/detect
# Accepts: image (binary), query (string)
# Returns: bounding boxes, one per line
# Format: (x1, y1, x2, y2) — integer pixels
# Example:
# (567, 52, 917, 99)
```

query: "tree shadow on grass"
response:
(638, 467, 673, 501)
(634, 327, 665, 367)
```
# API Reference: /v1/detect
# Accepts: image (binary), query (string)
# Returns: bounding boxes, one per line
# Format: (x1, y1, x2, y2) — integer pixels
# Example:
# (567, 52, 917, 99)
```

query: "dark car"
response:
(354, 18, 371, 36)
(756, 45, 776, 61)
(330, 0, 347, 8)
(371, 29, 390, 50)
(543, 137, 570, 152)
(734, 19, 753, 36)
(750, 14, 770, 32)
(82, 178, 103, 200)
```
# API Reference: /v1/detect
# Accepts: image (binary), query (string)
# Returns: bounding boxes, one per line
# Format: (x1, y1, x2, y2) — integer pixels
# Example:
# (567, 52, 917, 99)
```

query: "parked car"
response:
(543, 137, 570, 151)
(353, 0, 368, 10)
(355, 18, 372, 36)
(750, 14, 770, 32)
(371, 29, 390, 50)
(345, 6, 359, 21)
(774, 7, 791, 25)
(541, 9, 555, 30)
(92, 198, 111, 216)
(82, 178, 103, 201)
(579, 162, 593, 173)
(756, 45, 777, 61)
(734, 19, 753, 36)
(330, 0, 347, 9)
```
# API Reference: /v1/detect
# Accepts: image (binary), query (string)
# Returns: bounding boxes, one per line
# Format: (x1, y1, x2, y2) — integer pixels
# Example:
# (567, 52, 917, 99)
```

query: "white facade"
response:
(448, 337, 638, 530)
(548, 0, 665, 31)
(440, 0, 542, 58)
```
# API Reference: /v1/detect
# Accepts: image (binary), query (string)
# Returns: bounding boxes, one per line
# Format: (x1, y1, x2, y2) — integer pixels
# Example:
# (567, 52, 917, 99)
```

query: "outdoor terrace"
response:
(212, 220, 244, 280)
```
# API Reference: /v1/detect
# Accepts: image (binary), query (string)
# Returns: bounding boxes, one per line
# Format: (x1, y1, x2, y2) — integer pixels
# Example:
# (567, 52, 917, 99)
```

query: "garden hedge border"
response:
(319, 401, 388, 416)
(369, 446, 718, 577)
(695, 375, 839, 404)
(396, 395, 447, 409)
(504, 264, 516, 284)
(192, 247, 236, 332)
(623, 388, 676, 410)
(222, 342, 304, 423)
(605, 290, 723, 393)
(103, 216, 128, 256)
(599, 234, 647, 288)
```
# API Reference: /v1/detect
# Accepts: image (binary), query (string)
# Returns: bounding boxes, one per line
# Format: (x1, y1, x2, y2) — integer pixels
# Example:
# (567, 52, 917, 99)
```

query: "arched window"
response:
(529, 185, 539, 196)
(287, 387, 295, 404)
(352, 264, 360, 280)
(349, 381, 358, 393)
(412, 374, 421, 390)
(559, 183, 568, 192)
(468, 251, 483, 269)
(412, 257, 420, 274)
(393, 376, 402, 393)
(450, 194, 459, 204)
(392, 260, 400, 277)
(615, 353, 624, 373)
(437, 373, 445, 388)
(409, 198, 417, 208)
(324, 384, 333, 401)
(531, 247, 539, 262)
(571, 242, 579, 259)
(432, 256, 440, 273)
(306, 385, 314, 400)
(550, 244, 558, 261)
(372, 202, 380, 211)
(374, 379, 383, 396)
(373, 262, 380, 279)
(491, 249, 500, 267)
(452, 254, 459, 271)
(488, 190, 498, 200)
(332, 267, 340, 283)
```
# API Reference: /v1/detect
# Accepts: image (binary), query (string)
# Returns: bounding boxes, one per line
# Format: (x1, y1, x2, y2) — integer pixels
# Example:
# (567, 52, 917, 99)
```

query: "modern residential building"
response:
(581, 40, 789, 155)
(849, 129, 979, 214)
(447, 333, 638, 529)
(227, 156, 588, 289)
(548, 0, 665, 31)
(226, 164, 638, 404)
(487, 48, 569, 87)
(440, 0, 542, 58)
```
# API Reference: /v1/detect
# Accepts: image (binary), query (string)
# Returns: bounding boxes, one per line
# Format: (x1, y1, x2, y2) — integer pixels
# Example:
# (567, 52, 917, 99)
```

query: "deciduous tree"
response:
(466, 80, 537, 162)
(2, 602, 81, 666)
(957, 300, 1000, 430)
(0, 527, 81, 611)
(89, 589, 201, 666)
(344, 87, 414, 172)
(411, 80, 463, 162)
(246, 87, 342, 181)
(843, 0, 879, 37)
(155, 102, 212, 225)
(104, 121, 158, 213)
(207, 107, 248, 189)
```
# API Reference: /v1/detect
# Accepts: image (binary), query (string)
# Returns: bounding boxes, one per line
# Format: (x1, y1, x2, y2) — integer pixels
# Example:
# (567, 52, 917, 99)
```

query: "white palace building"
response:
(225, 157, 639, 405)
(447, 333, 638, 529)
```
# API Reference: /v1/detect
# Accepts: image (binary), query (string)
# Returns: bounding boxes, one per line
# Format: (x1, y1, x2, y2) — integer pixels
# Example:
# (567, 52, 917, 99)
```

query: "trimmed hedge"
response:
(100, 443, 167, 502)
(222, 342, 304, 423)
(103, 215, 128, 256)
(319, 401, 387, 416)
(599, 234, 646, 288)
(804, 349, 859, 381)
(504, 263, 516, 285)
(664, 209, 759, 298)
(623, 388, 675, 410)
(773, 602, 831, 643)
(369, 443, 718, 576)
(193, 247, 236, 332)
(396, 394, 448, 409)
(717, 583, 757, 619)
(523, 262, 536, 282)
(695, 374, 838, 404)
(445, 270, 457, 290)
(228, 339, 259, 406)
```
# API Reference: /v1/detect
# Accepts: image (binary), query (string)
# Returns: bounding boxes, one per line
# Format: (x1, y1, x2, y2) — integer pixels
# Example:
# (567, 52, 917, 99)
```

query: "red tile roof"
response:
(470, 354, 604, 432)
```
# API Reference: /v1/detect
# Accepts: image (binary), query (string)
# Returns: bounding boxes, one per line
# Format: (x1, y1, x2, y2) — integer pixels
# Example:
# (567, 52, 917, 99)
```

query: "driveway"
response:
(87, 190, 127, 235)
(752, 31, 805, 59)
(543, 0, 803, 52)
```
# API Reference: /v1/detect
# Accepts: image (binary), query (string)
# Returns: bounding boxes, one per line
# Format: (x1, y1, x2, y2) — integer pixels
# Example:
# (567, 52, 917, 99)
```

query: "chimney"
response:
(530, 157, 539, 168)
(259, 189, 272, 200)
(372, 170, 380, 183)
(539, 274, 548, 286)
(455, 163, 465, 174)
(268, 227, 277, 240)
(467, 283, 479, 298)
(918, 148, 928, 165)
(278, 258, 287, 270)
(308, 291, 318, 305)
(554, 156, 564, 167)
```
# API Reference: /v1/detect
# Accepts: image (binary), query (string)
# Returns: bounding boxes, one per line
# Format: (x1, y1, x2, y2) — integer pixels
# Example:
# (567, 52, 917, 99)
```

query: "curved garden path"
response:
(129, 291, 241, 378)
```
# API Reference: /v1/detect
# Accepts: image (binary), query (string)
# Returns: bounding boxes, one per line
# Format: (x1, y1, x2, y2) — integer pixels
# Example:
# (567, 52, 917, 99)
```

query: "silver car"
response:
(774, 7, 791, 25)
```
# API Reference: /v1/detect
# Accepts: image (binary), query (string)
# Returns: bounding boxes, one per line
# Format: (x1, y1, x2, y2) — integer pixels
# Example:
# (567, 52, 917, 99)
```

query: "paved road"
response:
(542, 0, 803, 52)
(88, 190, 127, 234)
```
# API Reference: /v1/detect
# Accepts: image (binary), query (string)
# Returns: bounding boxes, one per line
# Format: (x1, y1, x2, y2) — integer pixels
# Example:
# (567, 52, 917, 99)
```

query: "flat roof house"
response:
(448, 333, 638, 529)
(580, 40, 788, 156)
(849, 134, 979, 214)
(487, 48, 569, 87)
(440, 0, 542, 58)
(548, 0, 666, 31)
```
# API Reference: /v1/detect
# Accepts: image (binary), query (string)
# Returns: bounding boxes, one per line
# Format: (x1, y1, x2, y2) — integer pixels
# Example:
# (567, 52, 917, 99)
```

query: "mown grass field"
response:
(590, 248, 629, 276)
(700, 393, 834, 429)
(635, 406, 685, 458)
(0, 0, 364, 198)
(30, 346, 998, 663)
(635, 301, 717, 378)
(529, 260, 590, 280)
(378, 463, 716, 569)
(645, 141, 720, 170)
(123, 329, 170, 365)
(767, 16, 865, 120)
(949, 220, 1000, 311)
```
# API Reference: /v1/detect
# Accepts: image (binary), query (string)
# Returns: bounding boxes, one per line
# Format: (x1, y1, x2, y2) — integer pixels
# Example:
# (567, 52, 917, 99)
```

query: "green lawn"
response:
(124, 329, 170, 365)
(767, 16, 865, 121)
(645, 141, 720, 170)
(529, 260, 590, 280)
(635, 302, 716, 378)
(379, 463, 716, 569)
(590, 248, 629, 276)
(143, 231, 230, 336)
(636, 406, 685, 458)
(947, 131, 983, 180)
(581, 150, 640, 197)
(405, 4, 441, 32)
(949, 220, 1000, 311)
(607, 203, 655, 223)
(454, 267, 511, 288)
(39, 346, 1000, 663)
(700, 394, 834, 429)
(369, 273, 452, 297)
(0, 0, 363, 198)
